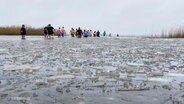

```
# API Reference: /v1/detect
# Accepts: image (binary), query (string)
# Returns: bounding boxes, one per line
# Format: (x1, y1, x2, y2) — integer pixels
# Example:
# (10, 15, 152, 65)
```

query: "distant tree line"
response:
(0, 26, 43, 35)
(149, 29, 184, 38)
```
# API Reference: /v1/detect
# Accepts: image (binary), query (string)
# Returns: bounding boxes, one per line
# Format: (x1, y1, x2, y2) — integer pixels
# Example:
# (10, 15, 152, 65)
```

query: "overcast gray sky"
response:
(0, 0, 184, 35)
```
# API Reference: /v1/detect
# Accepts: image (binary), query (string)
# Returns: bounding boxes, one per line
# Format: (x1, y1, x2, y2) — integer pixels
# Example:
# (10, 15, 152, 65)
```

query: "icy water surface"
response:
(0, 36, 184, 104)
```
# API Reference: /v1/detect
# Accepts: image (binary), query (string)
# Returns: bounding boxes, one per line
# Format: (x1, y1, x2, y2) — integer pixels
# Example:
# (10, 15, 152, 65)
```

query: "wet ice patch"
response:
(103, 66, 117, 72)
(0, 37, 184, 104)
(127, 62, 144, 66)
(167, 73, 184, 77)
(48, 75, 75, 80)
(148, 78, 172, 82)
(106, 97, 115, 101)
(0, 49, 8, 52)
(3, 65, 41, 74)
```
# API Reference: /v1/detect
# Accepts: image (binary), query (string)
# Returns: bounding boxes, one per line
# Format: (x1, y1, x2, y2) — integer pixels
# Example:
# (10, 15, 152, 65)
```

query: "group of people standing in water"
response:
(20, 24, 116, 40)
(43, 24, 108, 39)
(68, 28, 102, 38)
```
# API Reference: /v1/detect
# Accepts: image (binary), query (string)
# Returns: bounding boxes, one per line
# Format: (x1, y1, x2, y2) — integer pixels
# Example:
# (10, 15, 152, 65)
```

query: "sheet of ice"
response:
(0, 36, 43, 41)
(48, 75, 75, 79)
(0, 36, 184, 104)
(167, 73, 184, 77)
(148, 78, 172, 82)
(127, 62, 144, 66)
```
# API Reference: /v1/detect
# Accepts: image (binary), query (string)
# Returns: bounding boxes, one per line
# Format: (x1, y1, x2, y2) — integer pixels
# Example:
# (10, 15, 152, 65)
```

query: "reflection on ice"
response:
(0, 37, 184, 104)
(167, 73, 184, 77)
(0, 36, 43, 41)
(148, 78, 172, 82)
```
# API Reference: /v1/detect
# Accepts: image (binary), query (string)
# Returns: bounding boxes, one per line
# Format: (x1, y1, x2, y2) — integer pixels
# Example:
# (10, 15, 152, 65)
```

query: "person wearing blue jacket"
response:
(83, 30, 88, 38)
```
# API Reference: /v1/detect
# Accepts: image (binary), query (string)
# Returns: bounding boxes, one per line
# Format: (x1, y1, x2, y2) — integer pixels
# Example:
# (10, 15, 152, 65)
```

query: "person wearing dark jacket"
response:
(103, 31, 106, 36)
(47, 24, 54, 39)
(97, 30, 100, 37)
(77, 27, 83, 38)
(20, 25, 26, 40)
(93, 31, 96, 37)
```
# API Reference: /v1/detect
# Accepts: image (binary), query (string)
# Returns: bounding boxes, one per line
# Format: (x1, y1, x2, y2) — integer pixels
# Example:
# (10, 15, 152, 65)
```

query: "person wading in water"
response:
(44, 26, 48, 39)
(20, 25, 26, 40)
(97, 30, 100, 37)
(61, 26, 66, 37)
(103, 31, 106, 36)
(56, 27, 62, 38)
(77, 27, 83, 38)
(47, 24, 54, 39)
(70, 28, 75, 37)
(83, 30, 88, 38)
(93, 31, 96, 37)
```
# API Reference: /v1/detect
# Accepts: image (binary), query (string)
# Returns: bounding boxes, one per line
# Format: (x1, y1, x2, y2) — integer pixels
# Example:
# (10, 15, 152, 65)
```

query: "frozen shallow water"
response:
(0, 36, 184, 104)
(0, 36, 43, 41)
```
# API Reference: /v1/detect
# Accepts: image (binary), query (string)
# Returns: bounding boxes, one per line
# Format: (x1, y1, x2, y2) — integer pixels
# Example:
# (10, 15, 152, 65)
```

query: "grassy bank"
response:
(149, 29, 184, 38)
(163, 29, 184, 38)
(0, 26, 43, 35)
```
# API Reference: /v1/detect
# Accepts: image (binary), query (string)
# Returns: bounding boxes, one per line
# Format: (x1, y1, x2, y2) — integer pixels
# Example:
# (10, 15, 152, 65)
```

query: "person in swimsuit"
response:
(56, 27, 62, 38)
(70, 28, 75, 37)
(61, 26, 66, 37)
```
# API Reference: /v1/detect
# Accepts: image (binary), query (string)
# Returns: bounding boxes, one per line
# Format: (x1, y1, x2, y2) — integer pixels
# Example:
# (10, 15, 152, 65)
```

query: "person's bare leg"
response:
(52, 34, 54, 39)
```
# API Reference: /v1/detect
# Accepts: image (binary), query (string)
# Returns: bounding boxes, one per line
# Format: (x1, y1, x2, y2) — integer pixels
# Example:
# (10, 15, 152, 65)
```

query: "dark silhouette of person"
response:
(44, 26, 48, 38)
(97, 30, 100, 37)
(77, 27, 83, 38)
(47, 24, 54, 39)
(20, 25, 26, 40)
(61, 26, 65, 37)
(93, 31, 96, 37)
(75, 28, 78, 37)
(117, 34, 119, 37)
(103, 31, 106, 36)
(109, 33, 112, 37)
